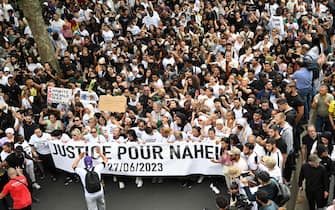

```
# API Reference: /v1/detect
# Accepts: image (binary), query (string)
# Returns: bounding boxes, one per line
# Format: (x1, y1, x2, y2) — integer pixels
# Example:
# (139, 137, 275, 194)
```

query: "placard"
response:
(47, 87, 72, 104)
(98, 95, 127, 112)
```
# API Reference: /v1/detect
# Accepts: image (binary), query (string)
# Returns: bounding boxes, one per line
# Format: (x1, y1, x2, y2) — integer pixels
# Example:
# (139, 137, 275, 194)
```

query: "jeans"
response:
(25, 159, 36, 183)
(85, 193, 106, 210)
(315, 115, 332, 132)
(298, 87, 313, 122)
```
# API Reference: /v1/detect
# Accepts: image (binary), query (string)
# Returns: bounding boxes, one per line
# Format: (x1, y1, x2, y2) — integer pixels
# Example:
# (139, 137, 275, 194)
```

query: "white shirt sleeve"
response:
(310, 141, 317, 154)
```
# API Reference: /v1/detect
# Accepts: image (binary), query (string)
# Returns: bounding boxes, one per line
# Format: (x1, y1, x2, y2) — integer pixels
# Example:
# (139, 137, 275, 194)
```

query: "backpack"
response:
(85, 167, 101, 193)
(271, 178, 291, 206)
(304, 55, 320, 81)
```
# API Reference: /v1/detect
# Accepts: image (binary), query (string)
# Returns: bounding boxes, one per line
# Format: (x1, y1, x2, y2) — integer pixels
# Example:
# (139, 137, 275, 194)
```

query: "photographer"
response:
(241, 170, 278, 202)
(228, 182, 253, 210)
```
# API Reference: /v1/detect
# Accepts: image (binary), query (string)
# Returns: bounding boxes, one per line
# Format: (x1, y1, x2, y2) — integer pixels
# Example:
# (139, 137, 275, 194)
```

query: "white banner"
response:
(47, 87, 73, 104)
(49, 141, 224, 176)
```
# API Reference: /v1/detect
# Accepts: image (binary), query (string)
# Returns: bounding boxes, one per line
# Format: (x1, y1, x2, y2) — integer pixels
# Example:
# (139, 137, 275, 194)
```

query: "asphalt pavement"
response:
(32, 176, 220, 210)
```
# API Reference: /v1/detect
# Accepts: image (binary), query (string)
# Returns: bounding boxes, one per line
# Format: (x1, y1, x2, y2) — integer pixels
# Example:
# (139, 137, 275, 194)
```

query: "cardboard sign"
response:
(47, 87, 72, 104)
(99, 95, 127, 112)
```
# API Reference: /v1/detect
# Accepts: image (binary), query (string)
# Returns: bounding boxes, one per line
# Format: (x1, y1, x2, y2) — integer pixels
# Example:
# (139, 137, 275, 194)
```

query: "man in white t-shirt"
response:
(142, 7, 160, 29)
(72, 148, 108, 210)
(29, 128, 57, 181)
(84, 128, 107, 144)
(228, 147, 248, 172)
(265, 138, 283, 169)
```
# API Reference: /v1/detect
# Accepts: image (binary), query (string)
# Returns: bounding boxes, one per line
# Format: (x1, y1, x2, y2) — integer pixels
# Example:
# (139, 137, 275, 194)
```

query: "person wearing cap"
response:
(228, 146, 248, 172)
(72, 147, 108, 210)
(259, 156, 283, 184)
(298, 154, 329, 210)
(0, 128, 15, 147)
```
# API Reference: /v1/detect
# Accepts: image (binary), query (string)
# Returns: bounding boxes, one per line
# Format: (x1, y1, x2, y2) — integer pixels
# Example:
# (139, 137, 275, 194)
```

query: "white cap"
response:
(5, 128, 14, 134)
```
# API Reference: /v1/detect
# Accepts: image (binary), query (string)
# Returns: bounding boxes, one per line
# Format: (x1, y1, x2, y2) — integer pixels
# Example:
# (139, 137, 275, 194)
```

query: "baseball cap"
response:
(84, 156, 93, 169)
(228, 147, 241, 156)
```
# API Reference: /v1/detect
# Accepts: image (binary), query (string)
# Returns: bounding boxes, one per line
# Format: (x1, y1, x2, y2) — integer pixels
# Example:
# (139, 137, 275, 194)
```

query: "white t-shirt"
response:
(75, 163, 105, 197)
(141, 132, 161, 143)
(142, 12, 160, 29)
(15, 140, 32, 156)
(102, 30, 114, 42)
(266, 150, 283, 169)
(84, 134, 107, 144)
(0, 151, 11, 161)
(232, 157, 248, 172)
(259, 163, 283, 183)
(241, 152, 259, 171)
(29, 133, 52, 155)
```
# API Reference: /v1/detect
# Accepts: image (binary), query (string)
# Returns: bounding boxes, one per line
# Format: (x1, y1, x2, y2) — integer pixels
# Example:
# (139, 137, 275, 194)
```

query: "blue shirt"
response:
(259, 201, 278, 210)
(292, 67, 312, 90)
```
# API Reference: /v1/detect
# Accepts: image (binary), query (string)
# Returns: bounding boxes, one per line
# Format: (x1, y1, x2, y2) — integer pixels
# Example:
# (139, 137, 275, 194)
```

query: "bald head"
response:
(7, 167, 17, 178)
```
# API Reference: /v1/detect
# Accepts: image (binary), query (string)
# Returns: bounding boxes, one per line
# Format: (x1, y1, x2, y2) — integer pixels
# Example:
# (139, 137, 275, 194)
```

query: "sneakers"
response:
(197, 176, 204, 184)
(119, 181, 125, 189)
(152, 177, 157, 184)
(210, 183, 220, 194)
(136, 178, 143, 188)
(32, 182, 41, 190)
(64, 178, 73, 186)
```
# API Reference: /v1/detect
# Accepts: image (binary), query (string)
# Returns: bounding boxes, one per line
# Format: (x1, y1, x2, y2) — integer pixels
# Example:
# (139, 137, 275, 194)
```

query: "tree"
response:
(17, 0, 61, 77)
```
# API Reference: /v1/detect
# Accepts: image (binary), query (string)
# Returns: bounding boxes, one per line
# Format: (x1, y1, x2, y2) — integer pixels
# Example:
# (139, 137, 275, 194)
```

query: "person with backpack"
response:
(72, 147, 108, 210)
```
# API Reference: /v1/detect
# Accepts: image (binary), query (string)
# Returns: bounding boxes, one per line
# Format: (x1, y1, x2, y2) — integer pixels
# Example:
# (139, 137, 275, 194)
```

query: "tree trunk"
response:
(18, 0, 61, 77)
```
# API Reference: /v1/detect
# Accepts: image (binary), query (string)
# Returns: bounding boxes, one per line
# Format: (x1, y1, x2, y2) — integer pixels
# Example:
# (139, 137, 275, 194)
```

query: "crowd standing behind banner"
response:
(1, 0, 335, 209)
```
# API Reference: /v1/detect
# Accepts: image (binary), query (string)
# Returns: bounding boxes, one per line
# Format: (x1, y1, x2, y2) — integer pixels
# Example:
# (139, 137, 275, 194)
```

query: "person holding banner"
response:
(29, 128, 58, 182)
(72, 147, 108, 210)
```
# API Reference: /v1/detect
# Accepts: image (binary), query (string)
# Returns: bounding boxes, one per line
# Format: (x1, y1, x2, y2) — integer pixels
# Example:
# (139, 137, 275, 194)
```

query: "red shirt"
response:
(1, 176, 32, 209)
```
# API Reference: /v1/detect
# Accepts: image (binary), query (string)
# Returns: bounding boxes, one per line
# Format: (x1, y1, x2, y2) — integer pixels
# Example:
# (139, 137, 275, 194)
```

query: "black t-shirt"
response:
(302, 134, 320, 160)
(5, 152, 24, 168)
(284, 108, 297, 127)
(4, 83, 21, 107)
(275, 137, 287, 155)
(23, 122, 39, 141)
(285, 94, 304, 113)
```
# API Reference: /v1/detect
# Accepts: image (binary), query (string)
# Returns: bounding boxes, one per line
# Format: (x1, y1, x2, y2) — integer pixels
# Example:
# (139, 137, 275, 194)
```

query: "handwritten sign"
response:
(99, 95, 127, 112)
(47, 87, 72, 104)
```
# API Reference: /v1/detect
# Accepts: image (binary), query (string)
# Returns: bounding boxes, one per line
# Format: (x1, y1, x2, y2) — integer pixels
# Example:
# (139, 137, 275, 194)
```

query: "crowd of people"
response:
(1, 0, 335, 209)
